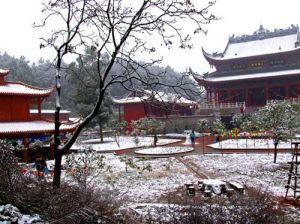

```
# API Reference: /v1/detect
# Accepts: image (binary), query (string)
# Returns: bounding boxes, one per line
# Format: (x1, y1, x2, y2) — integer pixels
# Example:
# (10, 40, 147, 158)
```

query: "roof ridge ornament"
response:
(229, 25, 298, 43)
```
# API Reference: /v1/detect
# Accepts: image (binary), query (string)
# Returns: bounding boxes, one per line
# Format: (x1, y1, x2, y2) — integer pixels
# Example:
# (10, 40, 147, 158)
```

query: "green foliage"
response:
(131, 118, 165, 135)
(249, 100, 300, 162)
(65, 148, 106, 189)
(119, 156, 152, 173)
(231, 114, 244, 130)
(108, 119, 127, 147)
(0, 140, 23, 201)
(197, 119, 209, 133)
(211, 118, 226, 135)
(109, 119, 127, 134)
(67, 49, 114, 128)
(254, 100, 300, 141)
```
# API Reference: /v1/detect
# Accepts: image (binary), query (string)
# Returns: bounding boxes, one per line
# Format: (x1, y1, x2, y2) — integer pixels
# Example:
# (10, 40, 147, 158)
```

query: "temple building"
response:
(195, 25, 300, 114)
(114, 91, 198, 130)
(0, 69, 79, 161)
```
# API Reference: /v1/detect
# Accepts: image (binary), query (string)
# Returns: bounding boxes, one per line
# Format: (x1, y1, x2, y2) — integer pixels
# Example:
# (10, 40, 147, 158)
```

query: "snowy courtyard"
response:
(57, 146, 293, 201)
(72, 136, 180, 152)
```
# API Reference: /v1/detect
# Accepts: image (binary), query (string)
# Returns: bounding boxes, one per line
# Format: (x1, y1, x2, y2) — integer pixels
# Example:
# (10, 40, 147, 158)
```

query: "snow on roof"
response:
(0, 82, 54, 96)
(204, 68, 300, 82)
(30, 109, 70, 114)
(222, 33, 298, 59)
(0, 69, 9, 75)
(113, 96, 148, 104)
(0, 120, 78, 135)
(114, 92, 197, 105)
(144, 90, 198, 105)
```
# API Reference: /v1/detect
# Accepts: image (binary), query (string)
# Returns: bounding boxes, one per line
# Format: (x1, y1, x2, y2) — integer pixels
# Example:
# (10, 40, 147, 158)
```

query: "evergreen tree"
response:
(253, 100, 300, 163)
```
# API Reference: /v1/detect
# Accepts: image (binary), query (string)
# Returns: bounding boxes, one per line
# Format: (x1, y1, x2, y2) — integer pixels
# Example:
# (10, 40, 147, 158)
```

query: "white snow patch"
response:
(209, 139, 293, 149)
(135, 146, 194, 155)
(73, 136, 180, 152)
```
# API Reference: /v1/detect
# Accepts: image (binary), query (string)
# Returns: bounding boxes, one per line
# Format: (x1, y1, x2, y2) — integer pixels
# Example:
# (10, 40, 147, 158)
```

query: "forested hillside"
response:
(0, 52, 202, 116)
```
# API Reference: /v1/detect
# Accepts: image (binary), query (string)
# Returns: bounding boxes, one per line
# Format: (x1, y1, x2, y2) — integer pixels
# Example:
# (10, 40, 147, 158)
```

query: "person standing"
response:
(190, 129, 196, 147)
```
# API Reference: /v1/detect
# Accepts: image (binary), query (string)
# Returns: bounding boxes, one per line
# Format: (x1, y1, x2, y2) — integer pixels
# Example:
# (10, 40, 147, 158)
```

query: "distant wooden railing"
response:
(199, 102, 245, 110)
(266, 97, 300, 105)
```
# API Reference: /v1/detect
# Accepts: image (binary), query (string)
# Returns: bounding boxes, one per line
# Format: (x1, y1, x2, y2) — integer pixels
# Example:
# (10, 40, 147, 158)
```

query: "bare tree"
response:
(36, 0, 216, 187)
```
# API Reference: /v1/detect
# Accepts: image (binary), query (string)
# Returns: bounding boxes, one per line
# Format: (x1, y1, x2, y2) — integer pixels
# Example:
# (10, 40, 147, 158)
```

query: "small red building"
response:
(0, 69, 78, 160)
(114, 91, 198, 130)
(195, 25, 300, 110)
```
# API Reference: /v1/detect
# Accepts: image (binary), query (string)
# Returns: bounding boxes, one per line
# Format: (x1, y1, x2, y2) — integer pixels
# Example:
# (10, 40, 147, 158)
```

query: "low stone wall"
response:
(156, 115, 215, 133)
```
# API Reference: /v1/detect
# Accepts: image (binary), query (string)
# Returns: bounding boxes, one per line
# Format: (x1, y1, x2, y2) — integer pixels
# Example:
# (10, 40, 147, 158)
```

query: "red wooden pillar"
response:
(227, 90, 231, 103)
(22, 137, 29, 163)
(265, 87, 270, 102)
(285, 83, 290, 99)
(38, 97, 42, 119)
(245, 88, 250, 106)
(216, 90, 220, 105)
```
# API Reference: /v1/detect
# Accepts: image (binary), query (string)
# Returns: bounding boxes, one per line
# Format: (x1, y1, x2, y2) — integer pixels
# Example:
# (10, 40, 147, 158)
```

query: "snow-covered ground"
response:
(72, 136, 180, 152)
(82, 154, 196, 202)
(187, 153, 292, 196)
(23, 139, 298, 220)
(135, 146, 194, 155)
(51, 138, 294, 201)
(0, 204, 42, 224)
(24, 137, 295, 202)
(209, 139, 293, 149)
(54, 151, 292, 202)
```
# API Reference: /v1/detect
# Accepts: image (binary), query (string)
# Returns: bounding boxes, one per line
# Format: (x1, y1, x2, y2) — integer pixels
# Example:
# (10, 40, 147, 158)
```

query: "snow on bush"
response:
(0, 204, 42, 224)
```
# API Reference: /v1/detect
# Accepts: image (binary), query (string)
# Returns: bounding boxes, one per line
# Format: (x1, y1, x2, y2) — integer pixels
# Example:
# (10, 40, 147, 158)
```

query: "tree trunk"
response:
(100, 123, 104, 143)
(153, 133, 158, 147)
(274, 140, 278, 163)
(202, 134, 205, 154)
(53, 65, 62, 188)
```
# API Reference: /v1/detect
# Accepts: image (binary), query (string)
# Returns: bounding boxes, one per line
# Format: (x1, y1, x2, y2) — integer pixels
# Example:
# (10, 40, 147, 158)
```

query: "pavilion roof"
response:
(0, 69, 10, 76)
(113, 91, 198, 105)
(0, 120, 79, 137)
(194, 68, 300, 83)
(203, 25, 300, 62)
(0, 82, 55, 96)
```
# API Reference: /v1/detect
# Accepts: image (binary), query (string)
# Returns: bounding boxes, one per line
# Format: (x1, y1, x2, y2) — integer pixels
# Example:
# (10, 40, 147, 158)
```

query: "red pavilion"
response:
(195, 25, 300, 114)
(0, 69, 78, 160)
(114, 91, 198, 130)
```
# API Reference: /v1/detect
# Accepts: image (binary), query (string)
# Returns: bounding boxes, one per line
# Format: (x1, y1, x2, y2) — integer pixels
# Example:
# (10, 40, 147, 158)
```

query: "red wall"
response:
(123, 103, 146, 127)
(0, 96, 29, 121)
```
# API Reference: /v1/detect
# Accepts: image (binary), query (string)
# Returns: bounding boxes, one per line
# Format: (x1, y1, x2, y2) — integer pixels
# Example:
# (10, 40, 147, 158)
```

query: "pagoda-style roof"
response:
(194, 67, 300, 84)
(0, 120, 79, 137)
(113, 91, 198, 105)
(0, 69, 10, 76)
(203, 25, 300, 64)
(0, 81, 55, 96)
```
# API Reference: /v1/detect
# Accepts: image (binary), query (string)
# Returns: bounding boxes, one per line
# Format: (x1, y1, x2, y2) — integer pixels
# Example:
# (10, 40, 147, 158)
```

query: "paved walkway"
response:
(176, 156, 209, 179)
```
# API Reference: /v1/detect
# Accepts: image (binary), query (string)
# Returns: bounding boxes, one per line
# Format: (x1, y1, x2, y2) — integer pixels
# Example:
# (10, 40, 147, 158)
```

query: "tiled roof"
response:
(0, 69, 9, 75)
(203, 25, 300, 61)
(0, 82, 55, 96)
(223, 34, 298, 59)
(198, 68, 300, 83)
(0, 120, 79, 135)
(113, 91, 198, 105)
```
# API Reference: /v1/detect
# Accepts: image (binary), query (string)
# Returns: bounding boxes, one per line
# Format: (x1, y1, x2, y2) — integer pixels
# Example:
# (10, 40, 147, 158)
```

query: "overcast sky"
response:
(0, 0, 300, 74)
